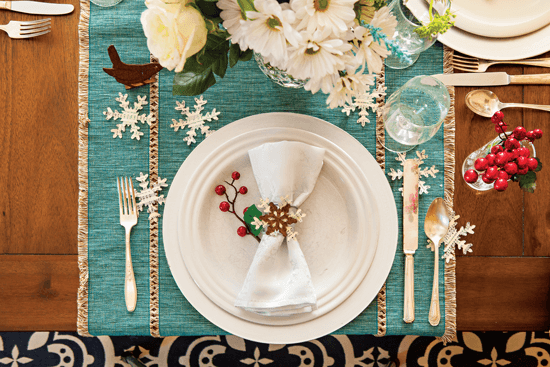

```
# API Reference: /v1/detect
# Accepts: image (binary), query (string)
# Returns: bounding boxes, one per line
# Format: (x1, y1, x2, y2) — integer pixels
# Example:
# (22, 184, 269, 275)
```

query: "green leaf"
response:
(229, 43, 240, 68)
(518, 171, 537, 193)
(239, 49, 253, 62)
(205, 33, 229, 52)
(243, 205, 264, 236)
(195, 0, 221, 18)
(212, 51, 228, 78)
(535, 157, 543, 172)
(173, 68, 217, 96)
(236, 0, 256, 19)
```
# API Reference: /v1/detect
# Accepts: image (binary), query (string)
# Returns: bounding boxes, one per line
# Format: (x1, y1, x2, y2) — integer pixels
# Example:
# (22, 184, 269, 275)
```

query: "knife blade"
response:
(403, 159, 419, 324)
(433, 72, 550, 86)
(0, 1, 74, 15)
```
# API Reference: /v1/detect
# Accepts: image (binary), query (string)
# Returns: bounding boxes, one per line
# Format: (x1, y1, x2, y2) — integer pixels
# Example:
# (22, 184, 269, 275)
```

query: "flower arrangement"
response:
(141, 0, 406, 108)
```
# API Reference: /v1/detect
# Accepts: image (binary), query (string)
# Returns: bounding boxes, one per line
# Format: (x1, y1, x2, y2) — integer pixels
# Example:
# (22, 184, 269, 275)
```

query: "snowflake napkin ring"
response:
(252, 197, 306, 241)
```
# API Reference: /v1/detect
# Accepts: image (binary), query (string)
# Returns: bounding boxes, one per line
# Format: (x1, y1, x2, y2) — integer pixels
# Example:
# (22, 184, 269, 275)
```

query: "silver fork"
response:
(0, 18, 51, 39)
(452, 53, 550, 72)
(117, 177, 138, 312)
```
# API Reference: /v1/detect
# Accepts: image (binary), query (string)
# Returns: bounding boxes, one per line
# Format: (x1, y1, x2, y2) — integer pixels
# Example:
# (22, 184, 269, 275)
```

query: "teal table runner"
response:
(77, 0, 456, 341)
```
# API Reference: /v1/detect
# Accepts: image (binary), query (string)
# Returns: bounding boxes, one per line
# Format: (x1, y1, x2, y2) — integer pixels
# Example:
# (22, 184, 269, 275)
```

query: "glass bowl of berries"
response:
(462, 111, 543, 192)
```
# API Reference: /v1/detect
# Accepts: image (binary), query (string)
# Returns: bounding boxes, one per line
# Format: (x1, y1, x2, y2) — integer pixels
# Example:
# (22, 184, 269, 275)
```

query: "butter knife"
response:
(403, 159, 419, 324)
(433, 72, 550, 86)
(0, 1, 74, 15)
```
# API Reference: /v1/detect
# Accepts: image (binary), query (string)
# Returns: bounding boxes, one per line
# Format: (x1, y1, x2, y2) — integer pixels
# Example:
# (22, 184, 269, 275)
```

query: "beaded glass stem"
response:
(254, 53, 307, 89)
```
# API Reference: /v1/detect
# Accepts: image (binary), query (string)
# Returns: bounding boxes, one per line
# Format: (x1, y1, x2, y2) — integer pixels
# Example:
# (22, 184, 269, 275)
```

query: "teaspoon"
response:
(424, 197, 450, 326)
(465, 89, 550, 118)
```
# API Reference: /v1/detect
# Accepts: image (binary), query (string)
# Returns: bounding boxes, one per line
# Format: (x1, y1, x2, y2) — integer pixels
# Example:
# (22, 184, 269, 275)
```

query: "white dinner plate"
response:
(163, 112, 398, 344)
(178, 127, 379, 326)
(407, 0, 550, 60)
(451, 0, 550, 38)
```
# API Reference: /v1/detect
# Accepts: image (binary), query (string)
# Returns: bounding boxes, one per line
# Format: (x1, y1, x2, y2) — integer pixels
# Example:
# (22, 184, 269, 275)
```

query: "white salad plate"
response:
(163, 112, 398, 344)
(451, 0, 550, 38)
(408, 0, 550, 60)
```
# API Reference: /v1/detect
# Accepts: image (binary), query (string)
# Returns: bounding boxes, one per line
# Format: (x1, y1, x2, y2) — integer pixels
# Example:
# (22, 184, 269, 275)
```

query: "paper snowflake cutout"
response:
(171, 95, 220, 145)
(388, 150, 439, 195)
(341, 83, 387, 127)
(104, 93, 153, 140)
(427, 211, 475, 263)
(135, 172, 168, 222)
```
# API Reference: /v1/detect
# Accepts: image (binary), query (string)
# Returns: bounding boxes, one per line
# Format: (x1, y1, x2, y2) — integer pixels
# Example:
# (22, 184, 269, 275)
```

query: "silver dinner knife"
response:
(433, 72, 550, 86)
(403, 159, 419, 324)
(0, 1, 74, 15)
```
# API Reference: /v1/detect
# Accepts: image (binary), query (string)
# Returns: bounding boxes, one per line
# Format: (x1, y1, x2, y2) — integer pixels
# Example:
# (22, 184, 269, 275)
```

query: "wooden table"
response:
(1, 3, 549, 332)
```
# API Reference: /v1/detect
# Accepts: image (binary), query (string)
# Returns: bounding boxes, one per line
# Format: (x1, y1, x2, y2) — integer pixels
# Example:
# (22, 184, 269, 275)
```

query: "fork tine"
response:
(451, 61, 478, 69)
(124, 177, 132, 215)
(452, 54, 477, 62)
(20, 25, 51, 35)
(452, 65, 478, 72)
(451, 58, 477, 66)
(129, 178, 137, 215)
(20, 21, 51, 30)
(117, 178, 124, 216)
(19, 18, 51, 26)
(18, 30, 51, 38)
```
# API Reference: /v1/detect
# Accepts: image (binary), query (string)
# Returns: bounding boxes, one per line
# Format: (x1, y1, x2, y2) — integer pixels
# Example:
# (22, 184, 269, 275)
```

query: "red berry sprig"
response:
(463, 111, 543, 192)
(214, 172, 260, 242)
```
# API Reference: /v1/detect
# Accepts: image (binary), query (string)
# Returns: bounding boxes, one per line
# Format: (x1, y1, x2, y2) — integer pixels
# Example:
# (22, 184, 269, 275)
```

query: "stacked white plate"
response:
(163, 113, 398, 344)
(407, 0, 550, 59)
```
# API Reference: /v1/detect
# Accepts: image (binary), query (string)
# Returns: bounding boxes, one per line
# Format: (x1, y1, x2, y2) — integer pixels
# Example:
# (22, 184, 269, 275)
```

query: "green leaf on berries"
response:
(535, 157, 542, 172)
(518, 171, 537, 193)
(243, 205, 263, 236)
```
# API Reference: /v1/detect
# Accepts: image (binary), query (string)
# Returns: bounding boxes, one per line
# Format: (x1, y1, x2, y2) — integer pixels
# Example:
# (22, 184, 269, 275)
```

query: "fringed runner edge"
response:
(375, 68, 387, 337)
(149, 55, 161, 338)
(440, 45, 457, 344)
(77, 0, 91, 337)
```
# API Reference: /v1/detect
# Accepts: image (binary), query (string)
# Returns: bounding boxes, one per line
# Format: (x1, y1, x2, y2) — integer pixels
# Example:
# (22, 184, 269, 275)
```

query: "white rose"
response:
(141, 0, 208, 72)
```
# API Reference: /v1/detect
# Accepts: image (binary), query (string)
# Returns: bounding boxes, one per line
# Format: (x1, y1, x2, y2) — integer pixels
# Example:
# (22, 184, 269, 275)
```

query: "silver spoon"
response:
(465, 89, 550, 118)
(424, 197, 450, 326)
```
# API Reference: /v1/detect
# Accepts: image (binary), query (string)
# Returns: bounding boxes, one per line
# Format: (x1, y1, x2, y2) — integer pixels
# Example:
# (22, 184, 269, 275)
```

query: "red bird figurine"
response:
(103, 45, 163, 89)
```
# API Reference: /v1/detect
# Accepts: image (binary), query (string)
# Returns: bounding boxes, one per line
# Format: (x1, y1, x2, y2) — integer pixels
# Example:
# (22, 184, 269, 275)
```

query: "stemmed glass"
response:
(378, 75, 450, 153)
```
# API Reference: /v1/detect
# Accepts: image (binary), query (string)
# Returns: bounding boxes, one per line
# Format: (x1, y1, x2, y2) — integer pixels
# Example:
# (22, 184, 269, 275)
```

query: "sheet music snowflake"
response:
(341, 83, 386, 127)
(427, 211, 475, 263)
(104, 93, 153, 140)
(171, 95, 220, 145)
(135, 172, 168, 222)
(388, 150, 439, 195)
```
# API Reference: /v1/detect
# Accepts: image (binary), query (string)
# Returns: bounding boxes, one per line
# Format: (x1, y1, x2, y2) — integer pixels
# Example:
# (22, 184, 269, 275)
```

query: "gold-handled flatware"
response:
(452, 54, 550, 73)
(403, 159, 419, 323)
(465, 89, 550, 118)
(424, 198, 450, 326)
(117, 177, 138, 312)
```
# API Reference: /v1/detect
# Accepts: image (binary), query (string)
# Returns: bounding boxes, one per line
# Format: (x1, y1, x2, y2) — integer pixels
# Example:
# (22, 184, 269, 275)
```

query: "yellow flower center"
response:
(314, 0, 330, 12)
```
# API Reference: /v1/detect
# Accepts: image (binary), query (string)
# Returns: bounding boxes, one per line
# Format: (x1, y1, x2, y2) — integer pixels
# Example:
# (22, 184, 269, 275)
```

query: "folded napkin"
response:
(234, 141, 326, 316)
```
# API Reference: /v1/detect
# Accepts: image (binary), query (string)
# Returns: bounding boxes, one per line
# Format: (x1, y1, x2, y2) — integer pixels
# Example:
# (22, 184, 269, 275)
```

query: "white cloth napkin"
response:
(234, 141, 325, 316)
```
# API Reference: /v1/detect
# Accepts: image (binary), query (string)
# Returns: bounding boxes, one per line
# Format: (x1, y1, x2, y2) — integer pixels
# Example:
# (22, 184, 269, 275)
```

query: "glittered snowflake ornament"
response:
(135, 172, 168, 222)
(388, 150, 439, 195)
(104, 93, 153, 140)
(171, 95, 220, 145)
(342, 83, 386, 127)
(427, 211, 475, 263)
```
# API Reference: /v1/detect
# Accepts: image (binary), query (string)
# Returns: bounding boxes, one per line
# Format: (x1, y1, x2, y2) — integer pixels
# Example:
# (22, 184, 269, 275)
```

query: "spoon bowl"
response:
(424, 197, 451, 326)
(466, 89, 550, 118)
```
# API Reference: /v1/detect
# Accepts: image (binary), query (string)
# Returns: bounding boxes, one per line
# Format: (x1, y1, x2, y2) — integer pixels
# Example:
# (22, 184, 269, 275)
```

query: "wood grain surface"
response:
(0, 5, 548, 332)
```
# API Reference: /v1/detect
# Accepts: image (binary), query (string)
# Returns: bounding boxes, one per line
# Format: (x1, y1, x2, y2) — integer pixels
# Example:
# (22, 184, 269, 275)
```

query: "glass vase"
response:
(462, 133, 536, 191)
(384, 0, 451, 69)
(254, 53, 307, 89)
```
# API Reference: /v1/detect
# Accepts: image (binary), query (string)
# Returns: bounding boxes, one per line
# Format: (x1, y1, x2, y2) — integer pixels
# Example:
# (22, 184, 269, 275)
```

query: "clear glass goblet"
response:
(378, 75, 450, 153)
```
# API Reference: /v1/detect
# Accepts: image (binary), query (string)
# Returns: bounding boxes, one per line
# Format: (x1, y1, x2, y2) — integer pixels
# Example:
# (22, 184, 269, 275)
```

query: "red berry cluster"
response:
(463, 112, 542, 192)
(215, 171, 259, 241)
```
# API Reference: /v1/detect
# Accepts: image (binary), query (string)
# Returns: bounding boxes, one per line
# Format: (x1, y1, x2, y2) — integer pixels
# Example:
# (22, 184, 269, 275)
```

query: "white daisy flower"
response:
(217, 0, 250, 51)
(245, 0, 301, 63)
(326, 71, 375, 108)
(304, 73, 337, 94)
(290, 0, 356, 35)
(286, 27, 352, 80)
(371, 6, 397, 41)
